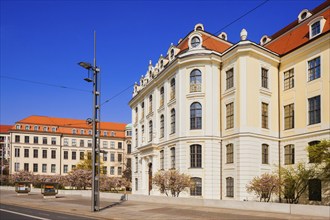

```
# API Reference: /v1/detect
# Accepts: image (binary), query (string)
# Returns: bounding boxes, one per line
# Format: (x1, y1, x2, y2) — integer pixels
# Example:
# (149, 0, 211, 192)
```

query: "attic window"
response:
(298, 9, 311, 23)
(191, 36, 201, 48)
(170, 49, 175, 60)
(25, 125, 30, 130)
(308, 16, 326, 39)
(194, 23, 204, 31)
(34, 125, 39, 131)
(260, 35, 271, 46)
(219, 32, 227, 41)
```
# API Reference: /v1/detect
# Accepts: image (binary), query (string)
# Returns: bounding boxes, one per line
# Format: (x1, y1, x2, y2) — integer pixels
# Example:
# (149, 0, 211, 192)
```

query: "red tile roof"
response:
(264, 1, 330, 55)
(0, 125, 13, 133)
(14, 115, 128, 138)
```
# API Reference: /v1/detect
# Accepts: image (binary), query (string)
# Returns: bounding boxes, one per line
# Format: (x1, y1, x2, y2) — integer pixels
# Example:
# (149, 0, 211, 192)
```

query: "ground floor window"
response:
(190, 177, 202, 196)
(226, 177, 234, 197)
(309, 179, 321, 201)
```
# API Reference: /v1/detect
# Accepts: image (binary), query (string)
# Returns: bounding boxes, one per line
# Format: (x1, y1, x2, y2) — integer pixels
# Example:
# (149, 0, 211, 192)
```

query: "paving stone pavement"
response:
(0, 190, 328, 220)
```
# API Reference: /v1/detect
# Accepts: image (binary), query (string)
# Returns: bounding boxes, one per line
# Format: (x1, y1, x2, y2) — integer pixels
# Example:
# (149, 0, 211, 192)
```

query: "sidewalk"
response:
(0, 189, 328, 220)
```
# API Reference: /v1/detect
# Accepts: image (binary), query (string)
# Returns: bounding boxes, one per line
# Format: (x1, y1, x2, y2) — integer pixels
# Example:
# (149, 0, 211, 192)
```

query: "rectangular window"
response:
(51, 150, 56, 159)
(226, 102, 234, 129)
(72, 151, 76, 160)
(262, 144, 269, 164)
(226, 68, 234, 90)
(127, 144, 131, 154)
(51, 137, 56, 145)
(33, 163, 38, 172)
(14, 162, 20, 172)
(308, 57, 320, 81)
(80, 140, 84, 147)
(110, 153, 115, 162)
(284, 69, 294, 90)
(160, 150, 164, 170)
(33, 136, 39, 144)
(311, 21, 321, 37)
(72, 139, 77, 146)
(88, 140, 92, 147)
(103, 152, 108, 161)
(42, 137, 47, 145)
(72, 165, 76, 170)
(51, 164, 56, 173)
(135, 178, 138, 191)
(284, 145, 295, 165)
(42, 164, 47, 173)
(190, 145, 202, 168)
(103, 166, 107, 174)
(15, 148, 20, 157)
(24, 163, 29, 171)
(110, 141, 115, 149)
(308, 96, 321, 125)
(80, 152, 84, 160)
(110, 166, 114, 175)
(64, 138, 68, 146)
(24, 136, 30, 143)
(33, 149, 38, 158)
(15, 135, 20, 143)
(118, 153, 122, 162)
(284, 104, 294, 129)
(87, 152, 91, 160)
(118, 167, 122, 175)
(64, 151, 68, 160)
(226, 144, 233, 164)
(118, 142, 122, 149)
(24, 149, 29, 158)
(42, 149, 47, 158)
(261, 68, 268, 89)
(63, 165, 68, 173)
(261, 102, 269, 129)
(103, 141, 108, 148)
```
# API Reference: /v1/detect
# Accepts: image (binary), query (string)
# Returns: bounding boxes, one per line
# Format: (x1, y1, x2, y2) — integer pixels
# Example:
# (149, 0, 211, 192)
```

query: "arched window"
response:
(141, 102, 144, 119)
(135, 107, 138, 123)
(170, 147, 175, 169)
(149, 120, 153, 142)
(284, 144, 294, 165)
(170, 109, 175, 134)
(160, 87, 164, 107)
(308, 140, 320, 163)
(190, 102, 202, 129)
(190, 144, 202, 168)
(190, 177, 202, 196)
(190, 69, 202, 92)
(226, 177, 234, 197)
(160, 115, 164, 138)
(160, 150, 164, 170)
(149, 95, 153, 113)
(170, 78, 175, 100)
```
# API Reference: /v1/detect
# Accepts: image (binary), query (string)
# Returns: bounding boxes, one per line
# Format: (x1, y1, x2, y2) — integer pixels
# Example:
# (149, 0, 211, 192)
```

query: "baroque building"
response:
(8, 115, 132, 177)
(129, 1, 330, 203)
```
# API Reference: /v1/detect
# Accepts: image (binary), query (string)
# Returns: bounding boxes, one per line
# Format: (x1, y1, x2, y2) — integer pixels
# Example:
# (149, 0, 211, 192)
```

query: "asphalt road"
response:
(0, 204, 95, 220)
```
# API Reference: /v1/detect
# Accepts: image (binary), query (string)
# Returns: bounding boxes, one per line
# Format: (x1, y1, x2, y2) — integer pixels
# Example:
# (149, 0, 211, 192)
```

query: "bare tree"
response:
(246, 173, 279, 202)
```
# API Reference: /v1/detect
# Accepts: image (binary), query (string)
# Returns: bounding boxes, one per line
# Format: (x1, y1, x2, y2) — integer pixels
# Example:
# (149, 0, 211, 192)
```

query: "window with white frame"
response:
(261, 102, 269, 129)
(160, 87, 164, 107)
(170, 78, 175, 100)
(190, 69, 202, 92)
(284, 69, 294, 90)
(160, 115, 164, 138)
(226, 68, 234, 90)
(190, 144, 202, 168)
(308, 57, 320, 81)
(190, 102, 202, 130)
(226, 102, 234, 129)
(284, 144, 295, 165)
(262, 144, 269, 164)
(170, 147, 175, 169)
(226, 177, 234, 197)
(170, 109, 175, 134)
(149, 120, 153, 142)
(308, 95, 321, 125)
(284, 104, 294, 129)
(110, 141, 115, 148)
(190, 177, 202, 196)
(226, 144, 233, 164)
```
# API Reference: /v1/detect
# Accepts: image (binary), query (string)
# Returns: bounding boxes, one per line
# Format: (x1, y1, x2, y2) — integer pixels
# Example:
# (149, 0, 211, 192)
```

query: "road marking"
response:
(0, 208, 51, 220)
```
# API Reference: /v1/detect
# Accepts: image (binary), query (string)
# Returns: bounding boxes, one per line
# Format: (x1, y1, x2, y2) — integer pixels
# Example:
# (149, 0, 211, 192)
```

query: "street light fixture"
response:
(78, 31, 101, 212)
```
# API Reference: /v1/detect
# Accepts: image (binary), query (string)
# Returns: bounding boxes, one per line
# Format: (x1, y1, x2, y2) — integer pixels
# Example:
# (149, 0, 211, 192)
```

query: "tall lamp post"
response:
(78, 31, 101, 212)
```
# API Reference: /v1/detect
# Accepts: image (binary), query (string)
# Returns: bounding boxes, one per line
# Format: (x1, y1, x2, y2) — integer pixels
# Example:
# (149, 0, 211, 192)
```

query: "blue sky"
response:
(0, 0, 324, 125)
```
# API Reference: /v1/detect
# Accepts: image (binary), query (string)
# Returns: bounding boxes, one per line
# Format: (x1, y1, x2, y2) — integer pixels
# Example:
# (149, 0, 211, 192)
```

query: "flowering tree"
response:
(246, 173, 279, 202)
(153, 170, 191, 197)
(12, 170, 34, 182)
(64, 169, 92, 190)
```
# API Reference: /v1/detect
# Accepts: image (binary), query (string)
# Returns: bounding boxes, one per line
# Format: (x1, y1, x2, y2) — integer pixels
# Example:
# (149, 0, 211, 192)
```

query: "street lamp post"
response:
(78, 31, 101, 212)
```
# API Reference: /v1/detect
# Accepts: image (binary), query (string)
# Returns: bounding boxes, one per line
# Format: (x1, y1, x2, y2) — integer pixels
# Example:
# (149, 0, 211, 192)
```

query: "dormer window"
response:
(16, 124, 21, 130)
(218, 32, 227, 41)
(34, 125, 39, 131)
(260, 35, 271, 46)
(191, 36, 201, 48)
(298, 9, 312, 23)
(72, 129, 77, 134)
(104, 131, 108, 136)
(194, 23, 204, 31)
(43, 126, 48, 131)
(311, 21, 320, 37)
(170, 49, 175, 60)
(25, 125, 30, 130)
(308, 16, 326, 39)
(52, 127, 57, 132)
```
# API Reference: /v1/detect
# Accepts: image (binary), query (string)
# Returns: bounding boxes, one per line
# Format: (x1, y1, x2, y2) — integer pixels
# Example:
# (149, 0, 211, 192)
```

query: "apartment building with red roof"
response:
(8, 115, 132, 177)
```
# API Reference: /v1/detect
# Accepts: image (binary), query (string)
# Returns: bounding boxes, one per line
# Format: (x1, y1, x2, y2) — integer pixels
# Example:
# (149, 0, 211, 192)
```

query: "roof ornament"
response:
(240, 29, 247, 41)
